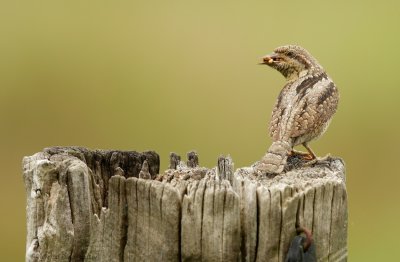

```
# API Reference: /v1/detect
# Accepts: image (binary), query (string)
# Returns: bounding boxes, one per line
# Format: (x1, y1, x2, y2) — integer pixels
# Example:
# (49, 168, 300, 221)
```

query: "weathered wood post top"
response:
(23, 147, 347, 262)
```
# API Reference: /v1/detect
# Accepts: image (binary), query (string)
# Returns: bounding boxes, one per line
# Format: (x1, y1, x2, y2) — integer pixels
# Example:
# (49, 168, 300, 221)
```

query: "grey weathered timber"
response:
(234, 159, 347, 262)
(23, 147, 347, 262)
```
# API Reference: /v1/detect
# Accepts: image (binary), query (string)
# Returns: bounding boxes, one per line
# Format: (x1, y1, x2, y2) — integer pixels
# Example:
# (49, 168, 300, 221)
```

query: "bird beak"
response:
(259, 53, 278, 65)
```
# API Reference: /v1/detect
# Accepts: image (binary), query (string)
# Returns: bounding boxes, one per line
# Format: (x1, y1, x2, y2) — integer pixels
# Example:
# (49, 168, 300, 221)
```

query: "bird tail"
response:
(258, 140, 292, 174)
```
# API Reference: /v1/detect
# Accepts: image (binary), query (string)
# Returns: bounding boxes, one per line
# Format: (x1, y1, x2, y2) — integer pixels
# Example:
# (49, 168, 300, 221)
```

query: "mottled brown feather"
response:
(259, 45, 339, 174)
(290, 79, 339, 139)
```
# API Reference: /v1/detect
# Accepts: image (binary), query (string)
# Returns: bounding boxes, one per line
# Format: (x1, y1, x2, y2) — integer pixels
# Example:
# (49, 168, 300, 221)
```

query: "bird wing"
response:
(269, 82, 291, 141)
(289, 78, 339, 138)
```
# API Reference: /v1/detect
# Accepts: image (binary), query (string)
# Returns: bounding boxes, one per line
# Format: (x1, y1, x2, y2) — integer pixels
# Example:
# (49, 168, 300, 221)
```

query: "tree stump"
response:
(23, 147, 347, 262)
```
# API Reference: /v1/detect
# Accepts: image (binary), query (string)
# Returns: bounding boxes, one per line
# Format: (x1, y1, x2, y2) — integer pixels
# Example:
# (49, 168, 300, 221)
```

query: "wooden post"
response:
(23, 147, 347, 262)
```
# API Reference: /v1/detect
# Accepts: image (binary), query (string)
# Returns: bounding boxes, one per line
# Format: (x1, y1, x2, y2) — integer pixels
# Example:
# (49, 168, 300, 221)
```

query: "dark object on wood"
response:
(23, 147, 347, 262)
(285, 227, 316, 262)
(169, 152, 181, 169)
(186, 150, 199, 168)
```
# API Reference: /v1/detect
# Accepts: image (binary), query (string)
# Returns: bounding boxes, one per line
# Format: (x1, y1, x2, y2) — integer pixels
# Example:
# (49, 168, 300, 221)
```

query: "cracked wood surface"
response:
(23, 147, 347, 262)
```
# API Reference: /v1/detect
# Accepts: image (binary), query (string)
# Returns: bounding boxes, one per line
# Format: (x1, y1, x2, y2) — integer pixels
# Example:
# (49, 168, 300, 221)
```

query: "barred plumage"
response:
(256, 45, 339, 174)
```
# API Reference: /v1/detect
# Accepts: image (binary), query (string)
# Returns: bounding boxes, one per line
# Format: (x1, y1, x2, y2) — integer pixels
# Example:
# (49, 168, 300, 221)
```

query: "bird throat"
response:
(276, 64, 308, 81)
(284, 69, 308, 81)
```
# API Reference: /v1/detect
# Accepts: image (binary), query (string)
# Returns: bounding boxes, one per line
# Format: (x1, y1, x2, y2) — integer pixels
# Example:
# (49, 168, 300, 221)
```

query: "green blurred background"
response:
(1, 0, 399, 260)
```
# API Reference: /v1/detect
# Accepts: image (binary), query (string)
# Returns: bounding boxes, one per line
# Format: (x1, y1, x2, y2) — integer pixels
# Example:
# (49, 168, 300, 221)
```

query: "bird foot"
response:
(302, 153, 331, 167)
(289, 150, 315, 161)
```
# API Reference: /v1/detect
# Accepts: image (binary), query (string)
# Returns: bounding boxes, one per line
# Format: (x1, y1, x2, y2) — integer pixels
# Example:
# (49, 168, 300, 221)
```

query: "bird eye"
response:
(287, 51, 294, 57)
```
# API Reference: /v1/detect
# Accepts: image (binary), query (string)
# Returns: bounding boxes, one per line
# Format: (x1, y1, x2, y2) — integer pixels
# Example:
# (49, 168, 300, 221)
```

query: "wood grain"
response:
(23, 147, 347, 262)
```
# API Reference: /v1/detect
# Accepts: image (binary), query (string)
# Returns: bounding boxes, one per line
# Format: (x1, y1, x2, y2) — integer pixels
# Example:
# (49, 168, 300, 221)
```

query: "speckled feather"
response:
(258, 45, 339, 174)
(269, 72, 339, 145)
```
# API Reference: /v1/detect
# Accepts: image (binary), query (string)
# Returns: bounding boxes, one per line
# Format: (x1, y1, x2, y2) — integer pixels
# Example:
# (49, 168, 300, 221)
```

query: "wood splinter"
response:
(186, 151, 199, 168)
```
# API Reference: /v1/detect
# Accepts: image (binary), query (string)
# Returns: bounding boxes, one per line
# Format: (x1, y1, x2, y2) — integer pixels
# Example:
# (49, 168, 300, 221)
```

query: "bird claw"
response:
(302, 154, 331, 167)
(289, 150, 315, 161)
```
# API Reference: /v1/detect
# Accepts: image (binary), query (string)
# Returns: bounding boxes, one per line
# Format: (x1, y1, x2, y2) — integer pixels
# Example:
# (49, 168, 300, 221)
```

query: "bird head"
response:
(260, 45, 323, 80)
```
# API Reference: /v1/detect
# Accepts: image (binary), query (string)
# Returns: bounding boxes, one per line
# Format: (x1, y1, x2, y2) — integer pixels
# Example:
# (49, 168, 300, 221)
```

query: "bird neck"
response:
(284, 69, 308, 81)
(284, 67, 321, 81)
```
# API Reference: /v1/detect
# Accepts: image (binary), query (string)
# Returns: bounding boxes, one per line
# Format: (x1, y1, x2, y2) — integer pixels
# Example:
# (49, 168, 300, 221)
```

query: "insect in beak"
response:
(260, 53, 280, 65)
